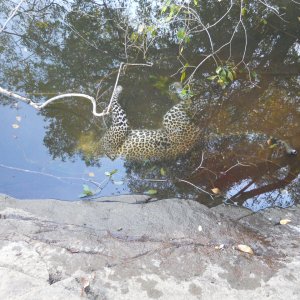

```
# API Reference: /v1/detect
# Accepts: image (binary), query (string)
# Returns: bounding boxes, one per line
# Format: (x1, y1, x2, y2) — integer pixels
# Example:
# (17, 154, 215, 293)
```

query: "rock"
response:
(0, 193, 300, 299)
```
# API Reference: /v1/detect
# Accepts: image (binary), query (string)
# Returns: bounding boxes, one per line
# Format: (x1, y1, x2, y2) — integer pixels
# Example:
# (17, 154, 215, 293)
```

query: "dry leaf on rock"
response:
(279, 219, 291, 225)
(236, 244, 254, 255)
(211, 187, 221, 194)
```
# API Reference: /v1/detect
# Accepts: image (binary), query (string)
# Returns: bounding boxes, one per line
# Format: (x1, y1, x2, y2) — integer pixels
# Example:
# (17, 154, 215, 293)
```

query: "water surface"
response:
(0, 0, 299, 211)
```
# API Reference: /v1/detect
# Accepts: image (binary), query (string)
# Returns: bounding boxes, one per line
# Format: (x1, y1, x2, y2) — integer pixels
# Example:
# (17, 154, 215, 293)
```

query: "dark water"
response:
(0, 0, 299, 211)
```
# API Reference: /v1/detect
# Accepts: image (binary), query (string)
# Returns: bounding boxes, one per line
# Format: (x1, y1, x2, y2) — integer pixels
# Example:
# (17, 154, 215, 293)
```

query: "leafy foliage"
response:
(207, 65, 237, 88)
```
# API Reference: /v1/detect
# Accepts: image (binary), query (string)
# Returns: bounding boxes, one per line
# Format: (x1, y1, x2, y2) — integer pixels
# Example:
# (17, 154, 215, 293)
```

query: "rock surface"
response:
(0, 193, 300, 299)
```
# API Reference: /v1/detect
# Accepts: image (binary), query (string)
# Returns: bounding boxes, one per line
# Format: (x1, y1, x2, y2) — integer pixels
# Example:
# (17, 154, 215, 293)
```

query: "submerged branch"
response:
(0, 62, 152, 117)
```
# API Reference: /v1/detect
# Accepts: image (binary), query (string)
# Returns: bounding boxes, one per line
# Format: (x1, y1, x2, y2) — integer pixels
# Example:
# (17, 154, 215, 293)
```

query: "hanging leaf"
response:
(16, 116, 22, 122)
(177, 28, 186, 40)
(227, 71, 234, 81)
(180, 71, 186, 82)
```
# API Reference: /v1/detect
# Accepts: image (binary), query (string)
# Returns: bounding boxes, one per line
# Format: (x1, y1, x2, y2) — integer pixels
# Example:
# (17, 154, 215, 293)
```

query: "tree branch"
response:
(0, 0, 27, 34)
(0, 62, 152, 117)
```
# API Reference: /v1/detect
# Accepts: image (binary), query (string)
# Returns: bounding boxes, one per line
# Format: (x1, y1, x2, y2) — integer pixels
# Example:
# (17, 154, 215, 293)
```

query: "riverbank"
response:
(0, 194, 299, 299)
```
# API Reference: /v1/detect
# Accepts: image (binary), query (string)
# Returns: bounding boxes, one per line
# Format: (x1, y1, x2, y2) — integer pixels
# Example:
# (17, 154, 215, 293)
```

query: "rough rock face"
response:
(0, 194, 300, 299)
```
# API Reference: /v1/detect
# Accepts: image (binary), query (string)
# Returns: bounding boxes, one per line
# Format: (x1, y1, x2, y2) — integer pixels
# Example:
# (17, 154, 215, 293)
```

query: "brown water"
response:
(0, 0, 299, 211)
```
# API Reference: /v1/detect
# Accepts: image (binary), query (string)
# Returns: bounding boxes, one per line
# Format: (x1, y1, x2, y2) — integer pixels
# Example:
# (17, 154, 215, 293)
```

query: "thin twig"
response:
(176, 178, 214, 199)
(223, 161, 252, 174)
(192, 151, 205, 174)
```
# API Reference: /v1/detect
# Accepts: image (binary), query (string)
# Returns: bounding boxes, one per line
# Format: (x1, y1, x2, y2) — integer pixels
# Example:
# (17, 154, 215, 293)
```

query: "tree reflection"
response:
(0, 0, 299, 208)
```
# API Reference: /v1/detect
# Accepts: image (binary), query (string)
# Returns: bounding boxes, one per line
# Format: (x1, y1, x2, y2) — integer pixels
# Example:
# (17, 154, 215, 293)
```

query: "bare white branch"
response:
(0, 62, 152, 117)
(0, 0, 26, 34)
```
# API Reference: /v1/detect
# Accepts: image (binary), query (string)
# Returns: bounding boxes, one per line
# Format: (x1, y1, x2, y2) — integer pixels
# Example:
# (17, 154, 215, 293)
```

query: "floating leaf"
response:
(12, 124, 19, 129)
(279, 219, 291, 225)
(198, 225, 203, 232)
(211, 187, 221, 194)
(237, 244, 254, 255)
(145, 189, 158, 195)
(88, 172, 95, 177)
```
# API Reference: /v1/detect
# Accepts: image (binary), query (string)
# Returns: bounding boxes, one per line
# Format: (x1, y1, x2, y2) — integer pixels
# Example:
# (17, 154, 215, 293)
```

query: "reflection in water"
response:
(0, 0, 299, 210)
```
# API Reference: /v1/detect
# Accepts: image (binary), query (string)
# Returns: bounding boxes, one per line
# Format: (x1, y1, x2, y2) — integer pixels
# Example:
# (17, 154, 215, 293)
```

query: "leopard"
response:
(99, 84, 297, 161)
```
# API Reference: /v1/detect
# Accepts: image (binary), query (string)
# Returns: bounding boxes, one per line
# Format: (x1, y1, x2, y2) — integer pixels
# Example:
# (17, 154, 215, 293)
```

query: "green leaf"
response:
(177, 28, 186, 40)
(160, 168, 166, 176)
(207, 75, 218, 81)
(184, 35, 191, 44)
(216, 66, 222, 75)
(80, 185, 94, 197)
(105, 169, 118, 177)
(110, 169, 118, 175)
(220, 69, 227, 78)
(241, 7, 247, 16)
(161, 6, 167, 14)
(232, 70, 237, 79)
(145, 189, 158, 195)
(227, 71, 234, 81)
(194, 0, 198, 5)
(269, 143, 277, 149)
(261, 19, 267, 25)
(130, 32, 139, 42)
(180, 71, 186, 82)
